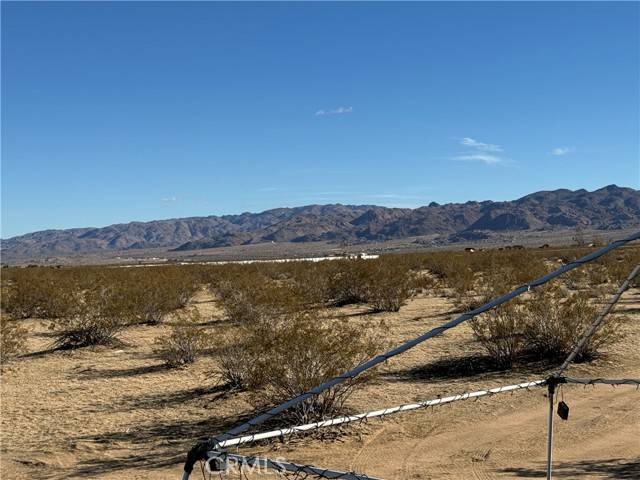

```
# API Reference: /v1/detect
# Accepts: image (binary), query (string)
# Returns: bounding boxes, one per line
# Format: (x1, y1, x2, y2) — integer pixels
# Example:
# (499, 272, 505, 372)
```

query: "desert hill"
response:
(2, 185, 638, 260)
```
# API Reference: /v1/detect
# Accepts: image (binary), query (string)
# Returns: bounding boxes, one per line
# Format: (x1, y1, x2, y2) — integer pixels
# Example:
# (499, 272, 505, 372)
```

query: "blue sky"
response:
(2, 1, 639, 238)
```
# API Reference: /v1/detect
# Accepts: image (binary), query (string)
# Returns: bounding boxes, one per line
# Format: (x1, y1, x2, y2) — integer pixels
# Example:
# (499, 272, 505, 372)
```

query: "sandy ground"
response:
(1, 288, 639, 480)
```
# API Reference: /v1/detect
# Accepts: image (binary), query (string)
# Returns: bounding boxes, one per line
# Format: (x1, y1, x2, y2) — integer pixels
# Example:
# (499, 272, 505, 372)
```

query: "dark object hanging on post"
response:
(557, 401, 569, 420)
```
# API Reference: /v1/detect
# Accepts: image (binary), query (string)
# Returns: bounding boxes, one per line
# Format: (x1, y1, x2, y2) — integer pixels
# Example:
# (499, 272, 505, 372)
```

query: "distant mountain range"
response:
(2, 185, 639, 260)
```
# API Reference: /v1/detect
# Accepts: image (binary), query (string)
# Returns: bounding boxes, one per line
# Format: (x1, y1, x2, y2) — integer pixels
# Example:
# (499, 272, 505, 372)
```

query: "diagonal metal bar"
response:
(216, 452, 384, 480)
(560, 377, 640, 386)
(182, 230, 640, 477)
(216, 380, 546, 449)
(555, 263, 640, 375)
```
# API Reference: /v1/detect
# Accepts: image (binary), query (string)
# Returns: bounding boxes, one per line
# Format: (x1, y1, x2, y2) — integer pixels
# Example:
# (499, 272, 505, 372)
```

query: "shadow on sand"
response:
(501, 458, 640, 479)
(383, 353, 552, 383)
(49, 410, 260, 479)
(74, 363, 167, 380)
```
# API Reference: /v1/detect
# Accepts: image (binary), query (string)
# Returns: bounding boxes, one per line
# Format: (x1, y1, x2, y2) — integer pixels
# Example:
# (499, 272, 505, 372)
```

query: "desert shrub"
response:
(562, 267, 588, 290)
(325, 260, 370, 306)
(215, 314, 280, 390)
(451, 274, 499, 313)
(522, 287, 621, 362)
(50, 285, 133, 349)
(291, 263, 334, 306)
(217, 339, 259, 390)
(214, 275, 304, 323)
(2, 264, 204, 337)
(361, 259, 413, 312)
(413, 248, 553, 300)
(598, 248, 640, 286)
(115, 267, 201, 324)
(496, 250, 550, 287)
(449, 249, 552, 312)
(1, 268, 79, 319)
(585, 264, 610, 287)
(470, 302, 524, 367)
(216, 313, 382, 423)
(562, 263, 610, 291)
(125, 275, 181, 324)
(213, 274, 311, 388)
(0, 316, 29, 363)
(204, 255, 418, 312)
(417, 252, 468, 283)
(264, 315, 381, 423)
(292, 257, 415, 310)
(154, 308, 206, 367)
(409, 269, 438, 294)
(471, 284, 623, 366)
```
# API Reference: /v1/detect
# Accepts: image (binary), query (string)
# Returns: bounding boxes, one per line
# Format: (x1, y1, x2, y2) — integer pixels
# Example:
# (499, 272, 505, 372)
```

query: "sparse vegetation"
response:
(470, 302, 524, 368)
(154, 308, 206, 367)
(49, 285, 133, 349)
(522, 287, 621, 362)
(1, 243, 636, 369)
(0, 316, 29, 363)
(1, 267, 79, 319)
(216, 312, 382, 423)
(471, 286, 624, 366)
(260, 314, 382, 423)
(361, 259, 413, 312)
(214, 275, 304, 323)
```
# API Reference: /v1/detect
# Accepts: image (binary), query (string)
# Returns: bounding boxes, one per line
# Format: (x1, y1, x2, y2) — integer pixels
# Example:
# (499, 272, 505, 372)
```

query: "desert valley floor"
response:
(2, 288, 639, 480)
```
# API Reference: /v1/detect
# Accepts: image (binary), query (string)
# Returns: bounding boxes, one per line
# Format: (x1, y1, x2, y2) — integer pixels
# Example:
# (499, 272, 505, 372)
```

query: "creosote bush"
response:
(0, 316, 30, 363)
(264, 315, 382, 423)
(120, 267, 201, 324)
(294, 257, 414, 311)
(290, 263, 334, 306)
(50, 285, 132, 349)
(214, 275, 304, 323)
(471, 286, 623, 366)
(1, 265, 201, 324)
(154, 308, 206, 368)
(1, 268, 79, 319)
(470, 302, 524, 368)
(325, 260, 369, 306)
(217, 313, 382, 423)
(362, 260, 412, 312)
(522, 287, 621, 362)
(217, 339, 257, 390)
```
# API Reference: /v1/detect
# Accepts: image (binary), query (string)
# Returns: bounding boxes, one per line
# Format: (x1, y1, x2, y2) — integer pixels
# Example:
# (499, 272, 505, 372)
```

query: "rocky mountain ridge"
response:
(3, 185, 638, 260)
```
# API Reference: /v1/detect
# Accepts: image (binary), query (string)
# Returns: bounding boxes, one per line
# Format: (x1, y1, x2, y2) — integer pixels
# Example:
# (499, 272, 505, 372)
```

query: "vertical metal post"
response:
(546, 381, 555, 480)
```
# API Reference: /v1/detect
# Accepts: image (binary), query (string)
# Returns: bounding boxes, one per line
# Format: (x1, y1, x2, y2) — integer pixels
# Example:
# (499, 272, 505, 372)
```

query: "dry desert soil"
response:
(1, 288, 639, 480)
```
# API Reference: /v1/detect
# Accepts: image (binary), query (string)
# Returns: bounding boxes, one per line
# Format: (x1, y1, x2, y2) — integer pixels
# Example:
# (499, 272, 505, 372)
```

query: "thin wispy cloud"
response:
(315, 106, 353, 116)
(551, 146, 575, 156)
(453, 154, 503, 165)
(162, 196, 177, 203)
(451, 136, 507, 165)
(460, 137, 503, 152)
